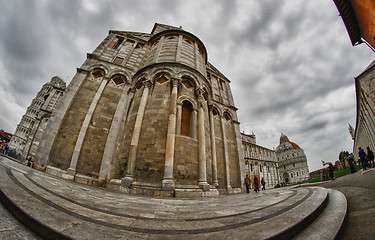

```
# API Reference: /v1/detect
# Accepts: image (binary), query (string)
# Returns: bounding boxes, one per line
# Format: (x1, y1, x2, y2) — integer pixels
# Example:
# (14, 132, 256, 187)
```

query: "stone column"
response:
(176, 103, 182, 135)
(197, 89, 209, 191)
(67, 77, 108, 176)
(220, 113, 232, 191)
(107, 88, 135, 181)
(122, 80, 152, 187)
(209, 106, 218, 186)
(275, 164, 280, 184)
(162, 79, 179, 190)
(98, 84, 132, 185)
(176, 35, 183, 62)
(192, 109, 197, 139)
(153, 36, 165, 63)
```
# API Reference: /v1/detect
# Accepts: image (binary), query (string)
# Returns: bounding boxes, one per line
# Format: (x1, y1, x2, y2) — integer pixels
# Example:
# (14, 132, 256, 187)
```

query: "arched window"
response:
(223, 112, 232, 122)
(181, 100, 193, 137)
(92, 68, 105, 79)
(111, 74, 126, 86)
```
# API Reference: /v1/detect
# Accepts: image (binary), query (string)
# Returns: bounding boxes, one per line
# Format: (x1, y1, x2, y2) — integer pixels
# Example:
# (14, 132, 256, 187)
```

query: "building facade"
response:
(275, 134, 309, 184)
(8, 76, 66, 158)
(242, 132, 280, 188)
(33, 24, 245, 197)
(354, 59, 375, 160)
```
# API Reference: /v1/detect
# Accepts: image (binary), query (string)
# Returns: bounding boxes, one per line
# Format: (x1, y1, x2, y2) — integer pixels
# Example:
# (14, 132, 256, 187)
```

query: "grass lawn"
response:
(284, 165, 363, 187)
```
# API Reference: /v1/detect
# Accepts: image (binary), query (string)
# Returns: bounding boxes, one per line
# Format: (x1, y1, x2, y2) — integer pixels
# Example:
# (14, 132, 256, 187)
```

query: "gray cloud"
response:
(0, 0, 373, 171)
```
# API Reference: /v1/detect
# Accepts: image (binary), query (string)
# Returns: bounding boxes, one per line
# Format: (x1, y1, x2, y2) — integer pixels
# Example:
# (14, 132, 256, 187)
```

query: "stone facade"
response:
(8, 76, 66, 159)
(354, 60, 375, 160)
(33, 24, 245, 197)
(275, 134, 309, 184)
(242, 133, 280, 188)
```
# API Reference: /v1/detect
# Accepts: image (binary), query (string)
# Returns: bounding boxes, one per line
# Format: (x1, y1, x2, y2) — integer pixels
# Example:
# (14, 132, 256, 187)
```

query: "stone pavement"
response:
(0, 156, 346, 240)
(321, 168, 375, 240)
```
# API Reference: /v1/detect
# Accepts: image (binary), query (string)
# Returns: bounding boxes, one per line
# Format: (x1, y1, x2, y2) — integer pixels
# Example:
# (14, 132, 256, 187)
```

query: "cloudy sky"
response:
(0, 0, 373, 171)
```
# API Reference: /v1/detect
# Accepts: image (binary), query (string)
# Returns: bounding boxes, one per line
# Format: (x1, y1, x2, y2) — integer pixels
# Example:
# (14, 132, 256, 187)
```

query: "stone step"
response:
(0, 157, 342, 240)
(291, 189, 347, 240)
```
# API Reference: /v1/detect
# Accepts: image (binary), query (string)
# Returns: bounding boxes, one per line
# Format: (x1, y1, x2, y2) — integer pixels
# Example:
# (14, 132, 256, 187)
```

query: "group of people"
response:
(244, 174, 266, 193)
(358, 147, 374, 170)
(1, 142, 9, 155)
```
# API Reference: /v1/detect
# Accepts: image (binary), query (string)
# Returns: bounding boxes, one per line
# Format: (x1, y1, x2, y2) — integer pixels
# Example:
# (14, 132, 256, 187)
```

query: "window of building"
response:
(92, 68, 105, 79)
(136, 43, 144, 48)
(212, 107, 219, 117)
(260, 165, 262, 172)
(250, 164, 253, 172)
(223, 112, 232, 122)
(293, 162, 295, 167)
(182, 78, 194, 89)
(181, 101, 193, 137)
(297, 172, 299, 176)
(283, 165, 286, 169)
(108, 36, 124, 49)
(291, 173, 293, 178)
(113, 57, 124, 65)
(111, 74, 126, 86)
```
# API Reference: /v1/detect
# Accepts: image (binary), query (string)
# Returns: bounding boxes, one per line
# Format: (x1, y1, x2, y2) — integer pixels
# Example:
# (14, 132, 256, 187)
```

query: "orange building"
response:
(334, 0, 375, 50)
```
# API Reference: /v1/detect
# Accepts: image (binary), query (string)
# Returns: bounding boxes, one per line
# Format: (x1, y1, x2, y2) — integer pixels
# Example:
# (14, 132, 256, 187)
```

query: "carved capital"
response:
(171, 78, 180, 88)
(143, 80, 153, 89)
(196, 88, 205, 97)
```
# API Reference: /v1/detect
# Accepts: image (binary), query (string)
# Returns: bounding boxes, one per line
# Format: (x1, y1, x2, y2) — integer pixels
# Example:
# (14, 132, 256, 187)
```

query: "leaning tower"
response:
(34, 24, 245, 197)
(9, 76, 66, 157)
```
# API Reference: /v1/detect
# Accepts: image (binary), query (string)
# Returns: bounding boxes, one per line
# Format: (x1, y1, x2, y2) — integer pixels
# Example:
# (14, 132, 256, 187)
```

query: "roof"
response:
(333, 0, 362, 46)
(276, 133, 301, 153)
(0, 130, 12, 142)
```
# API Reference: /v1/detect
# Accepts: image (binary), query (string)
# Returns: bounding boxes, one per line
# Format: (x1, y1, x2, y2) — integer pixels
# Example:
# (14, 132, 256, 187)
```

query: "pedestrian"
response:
(261, 177, 266, 190)
(358, 147, 368, 170)
(244, 174, 251, 193)
(328, 163, 335, 180)
(27, 156, 33, 167)
(366, 147, 374, 168)
(254, 176, 259, 193)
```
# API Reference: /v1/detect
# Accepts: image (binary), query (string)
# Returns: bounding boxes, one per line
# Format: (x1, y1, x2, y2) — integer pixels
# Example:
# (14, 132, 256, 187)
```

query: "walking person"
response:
(366, 147, 374, 168)
(254, 176, 260, 193)
(358, 147, 368, 170)
(261, 177, 266, 190)
(328, 163, 335, 180)
(244, 174, 251, 193)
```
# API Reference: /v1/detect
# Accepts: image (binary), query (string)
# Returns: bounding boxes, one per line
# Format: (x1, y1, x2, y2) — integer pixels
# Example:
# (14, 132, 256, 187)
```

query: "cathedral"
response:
(28, 23, 247, 197)
(11, 24, 309, 196)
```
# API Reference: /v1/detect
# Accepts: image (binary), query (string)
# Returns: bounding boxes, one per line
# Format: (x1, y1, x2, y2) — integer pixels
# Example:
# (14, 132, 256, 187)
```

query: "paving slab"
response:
(0, 156, 333, 239)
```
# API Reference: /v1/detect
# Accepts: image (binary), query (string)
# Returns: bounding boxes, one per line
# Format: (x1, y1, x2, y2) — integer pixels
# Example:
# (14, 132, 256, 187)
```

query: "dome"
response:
(276, 133, 300, 153)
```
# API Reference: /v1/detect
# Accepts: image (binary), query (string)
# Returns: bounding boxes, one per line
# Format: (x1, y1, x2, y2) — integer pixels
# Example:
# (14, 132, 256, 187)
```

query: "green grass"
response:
(334, 165, 363, 178)
(282, 165, 363, 187)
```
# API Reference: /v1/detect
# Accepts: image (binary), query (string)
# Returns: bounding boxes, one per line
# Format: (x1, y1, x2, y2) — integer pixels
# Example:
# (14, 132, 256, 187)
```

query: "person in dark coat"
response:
(367, 147, 374, 168)
(358, 147, 368, 170)
(328, 163, 335, 180)
(261, 177, 266, 190)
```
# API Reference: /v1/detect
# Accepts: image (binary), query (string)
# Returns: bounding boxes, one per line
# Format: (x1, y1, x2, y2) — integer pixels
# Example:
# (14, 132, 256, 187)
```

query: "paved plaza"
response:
(0, 156, 351, 239)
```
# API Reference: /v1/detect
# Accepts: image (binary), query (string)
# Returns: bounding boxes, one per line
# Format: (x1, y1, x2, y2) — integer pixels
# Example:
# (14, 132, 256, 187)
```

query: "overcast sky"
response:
(0, 0, 373, 171)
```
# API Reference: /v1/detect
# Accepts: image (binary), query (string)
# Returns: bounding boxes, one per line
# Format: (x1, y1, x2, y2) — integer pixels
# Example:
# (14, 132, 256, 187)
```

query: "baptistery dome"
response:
(275, 133, 300, 153)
